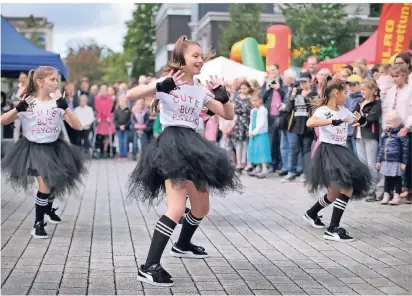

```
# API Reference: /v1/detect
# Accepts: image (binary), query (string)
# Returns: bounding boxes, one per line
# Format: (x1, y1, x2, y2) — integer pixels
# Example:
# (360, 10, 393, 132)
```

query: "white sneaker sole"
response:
(302, 214, 325, 229)
(324, 233, 354, 242)
(136, 272, 174, 287)
(30, 229, 48, 239)
(170, 250, 209, 259)
(45, 215, 62, 224)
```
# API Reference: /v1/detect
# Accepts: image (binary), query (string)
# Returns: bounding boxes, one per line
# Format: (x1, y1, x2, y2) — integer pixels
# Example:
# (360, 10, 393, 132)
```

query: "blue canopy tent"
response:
(1, 15, 68, 79)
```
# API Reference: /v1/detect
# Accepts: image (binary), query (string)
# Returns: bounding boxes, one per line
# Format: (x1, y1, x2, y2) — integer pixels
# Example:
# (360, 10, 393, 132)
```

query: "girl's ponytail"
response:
(20, 69, 36, 98)
(150, 98, 159, 114)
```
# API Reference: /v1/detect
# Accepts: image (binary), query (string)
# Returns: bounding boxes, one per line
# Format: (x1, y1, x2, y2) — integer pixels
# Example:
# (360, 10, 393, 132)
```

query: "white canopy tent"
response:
(195, 56, 267, 86)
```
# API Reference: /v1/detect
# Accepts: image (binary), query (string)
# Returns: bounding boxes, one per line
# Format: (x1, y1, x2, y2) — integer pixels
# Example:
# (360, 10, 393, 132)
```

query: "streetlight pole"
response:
(126, 62, 134, 87)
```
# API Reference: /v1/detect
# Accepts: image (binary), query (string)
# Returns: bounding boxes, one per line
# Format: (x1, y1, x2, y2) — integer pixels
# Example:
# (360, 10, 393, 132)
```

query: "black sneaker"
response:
(303, 212, 325, 229)
(170, 243, 209, 259)
(324, 226, 354, 242)
(278, 170, 288, 177)
(45, 207, 62, 224)
(31, 221, 48, 239)
(137, 264, 173, 287)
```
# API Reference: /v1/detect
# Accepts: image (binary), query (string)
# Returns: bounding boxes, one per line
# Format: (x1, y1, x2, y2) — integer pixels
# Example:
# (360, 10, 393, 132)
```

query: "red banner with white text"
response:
(376, 3, 412, 64)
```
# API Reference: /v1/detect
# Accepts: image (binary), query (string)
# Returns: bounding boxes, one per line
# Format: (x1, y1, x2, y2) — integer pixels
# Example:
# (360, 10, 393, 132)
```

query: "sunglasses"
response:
(346, 82, 358, 87)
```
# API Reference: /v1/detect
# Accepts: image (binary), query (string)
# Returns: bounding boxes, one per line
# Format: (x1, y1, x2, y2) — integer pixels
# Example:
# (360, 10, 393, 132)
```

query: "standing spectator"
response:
(12, 73, 28, 141)
(95, 85, 116, 158)
(394, 52, 412, 85)
(114, 95, 131, 160)
(383, 65, 412, 202)
(278, 68, 297, 176)
(377, 64, 394, 103)
(344, 75, 363, 154)
(353, 65, 368, 79)
(74, 95, 95, 152)
(353, 79, 382, 201)
(262, 64, 285, 172)
(131, 98, 150, 160)
(306, 55, 320, 87)
(73, 77, 93, 109)
(63, 83, 78, 144)
(282, 72, 316, 182)
(371, 64, 381, 80)
(335, 68, 351, 82)
(232, 81, 253, 173)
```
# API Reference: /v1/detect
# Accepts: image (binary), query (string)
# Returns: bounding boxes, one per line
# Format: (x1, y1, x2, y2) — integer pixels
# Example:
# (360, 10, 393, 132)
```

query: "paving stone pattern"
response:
(1, 160, 411, 295)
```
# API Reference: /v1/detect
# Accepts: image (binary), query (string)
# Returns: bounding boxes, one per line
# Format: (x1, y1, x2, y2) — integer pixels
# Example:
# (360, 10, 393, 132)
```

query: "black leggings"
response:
(384, 176, 402, 194)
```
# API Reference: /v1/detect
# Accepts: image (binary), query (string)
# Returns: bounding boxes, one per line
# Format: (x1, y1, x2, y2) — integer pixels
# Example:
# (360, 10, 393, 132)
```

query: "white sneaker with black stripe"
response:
(324, 226, 354, 242)
(170, 243, 209, 259)
(136, 263, 174, 287)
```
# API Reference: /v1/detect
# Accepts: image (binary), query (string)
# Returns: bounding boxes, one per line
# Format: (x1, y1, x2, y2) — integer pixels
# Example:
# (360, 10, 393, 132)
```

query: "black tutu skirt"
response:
(127, 126, 241, 204)
(1, 137, 88, 199)
(305, 142, 372, 199)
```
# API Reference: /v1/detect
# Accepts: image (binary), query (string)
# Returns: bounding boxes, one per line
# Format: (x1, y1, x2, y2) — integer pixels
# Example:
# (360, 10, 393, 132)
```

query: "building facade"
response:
(155, 4, 380, 75)
(5, 16, 53, 51)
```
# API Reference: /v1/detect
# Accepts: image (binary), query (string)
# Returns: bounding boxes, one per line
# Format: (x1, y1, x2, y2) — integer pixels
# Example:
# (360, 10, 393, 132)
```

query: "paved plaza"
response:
(1, 160, 411, 295)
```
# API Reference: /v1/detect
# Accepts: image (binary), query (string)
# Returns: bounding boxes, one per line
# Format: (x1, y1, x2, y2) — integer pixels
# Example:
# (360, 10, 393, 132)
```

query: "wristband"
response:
(56, 97, 68, 110)
(156, 77, 177, 94)
(212, 85, 229, 104)
(331, 119, 343, 126)
(15, 100, 29, 112)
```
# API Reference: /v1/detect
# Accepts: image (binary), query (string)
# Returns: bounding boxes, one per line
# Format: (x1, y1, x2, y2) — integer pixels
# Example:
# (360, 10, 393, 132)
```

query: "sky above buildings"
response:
(1, 3, 135, 57)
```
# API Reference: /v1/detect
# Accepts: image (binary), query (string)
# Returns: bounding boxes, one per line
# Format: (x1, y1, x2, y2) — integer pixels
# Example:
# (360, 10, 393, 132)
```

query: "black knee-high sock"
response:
(35, 192, 50, 223)
(329, 194, 350, 228)
(176, 211, 203, 249)
(307, 194, 332, 217)
(144, 215, 177, 268)
(46, 188, 55, 214)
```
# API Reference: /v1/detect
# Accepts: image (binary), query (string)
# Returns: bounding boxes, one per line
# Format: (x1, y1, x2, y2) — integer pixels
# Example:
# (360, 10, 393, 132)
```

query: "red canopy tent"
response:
(304, 31, 378, 73)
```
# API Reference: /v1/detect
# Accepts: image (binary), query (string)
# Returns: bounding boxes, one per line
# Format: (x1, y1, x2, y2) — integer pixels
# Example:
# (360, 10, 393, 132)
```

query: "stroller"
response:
(91, 121, 117, 159)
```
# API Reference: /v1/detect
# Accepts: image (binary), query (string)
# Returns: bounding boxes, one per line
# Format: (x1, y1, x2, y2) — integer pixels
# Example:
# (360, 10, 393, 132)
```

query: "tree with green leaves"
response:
(24, 15, 44, 48)
(101, 50, 129, 85)
(65, 39, 106, 84)
(219, 4, 266, 57)
(281, 4, 360, 66)
(123, 3, 161, 78)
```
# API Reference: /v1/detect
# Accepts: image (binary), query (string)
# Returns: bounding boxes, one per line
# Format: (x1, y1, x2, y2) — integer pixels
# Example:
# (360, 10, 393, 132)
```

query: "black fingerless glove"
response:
(331, 119, 343, 126)
(15, 100, 29, 112)
(212, 85, 229, 104)
(156, 77, 177, 94)
(206, 109, 215, 116)
(56, 97, 68, 110)
(357, 116, 366, 126)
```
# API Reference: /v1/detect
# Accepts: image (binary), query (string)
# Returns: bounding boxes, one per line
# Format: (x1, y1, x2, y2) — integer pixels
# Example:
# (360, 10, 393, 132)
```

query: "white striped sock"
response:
(185, 212, 201, 226)
(35, 197, 49, 206)
(155, 221, 174, 237)
(334, 199, 347, 211)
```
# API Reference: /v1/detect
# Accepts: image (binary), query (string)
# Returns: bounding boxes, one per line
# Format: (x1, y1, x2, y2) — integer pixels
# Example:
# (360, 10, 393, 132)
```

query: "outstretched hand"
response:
(205, 75, 224, 90)
(157, 70, 187, 98)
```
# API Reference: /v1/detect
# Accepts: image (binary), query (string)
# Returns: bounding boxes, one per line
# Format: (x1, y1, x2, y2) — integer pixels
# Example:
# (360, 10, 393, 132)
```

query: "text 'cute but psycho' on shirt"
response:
(156, 78, 212, 130)
(313, 105, 354, 146)
(18, 99, 65, 143)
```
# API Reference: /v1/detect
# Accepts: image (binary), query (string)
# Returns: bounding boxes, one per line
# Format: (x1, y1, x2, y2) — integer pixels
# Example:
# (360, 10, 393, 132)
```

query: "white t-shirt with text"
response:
(18, 99, 65, 143)
(156, 78, 212, 130)
(313, 105, 354, 146)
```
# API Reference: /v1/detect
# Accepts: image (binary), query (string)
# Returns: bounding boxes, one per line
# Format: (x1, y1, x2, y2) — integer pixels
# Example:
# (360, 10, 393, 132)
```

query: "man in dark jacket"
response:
(262, 65, 285, 172)
(73, 77, 94, 110)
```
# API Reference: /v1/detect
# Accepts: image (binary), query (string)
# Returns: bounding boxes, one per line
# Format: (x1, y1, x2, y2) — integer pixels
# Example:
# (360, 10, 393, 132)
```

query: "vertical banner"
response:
(376, 3, 412, 64)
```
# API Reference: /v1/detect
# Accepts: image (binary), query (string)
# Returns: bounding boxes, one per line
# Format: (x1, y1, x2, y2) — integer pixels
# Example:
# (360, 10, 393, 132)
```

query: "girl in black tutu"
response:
(126, 36, 240, 287)
(303, 75, 371, 242)
(1, 66, 87, 239)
